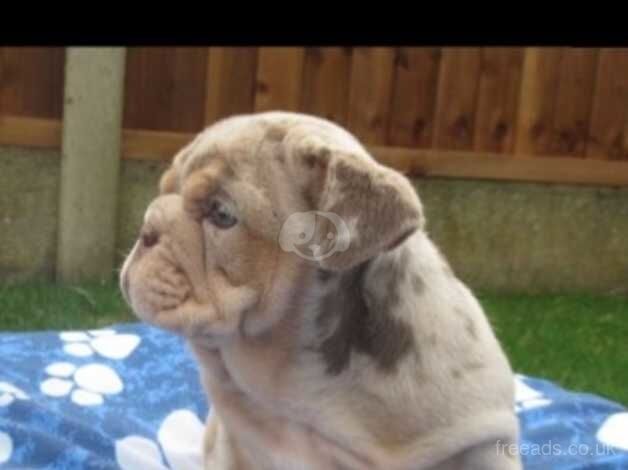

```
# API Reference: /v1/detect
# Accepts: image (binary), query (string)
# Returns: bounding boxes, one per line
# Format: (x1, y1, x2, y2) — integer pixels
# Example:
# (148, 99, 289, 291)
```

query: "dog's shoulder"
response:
(315, 230, 460, 377)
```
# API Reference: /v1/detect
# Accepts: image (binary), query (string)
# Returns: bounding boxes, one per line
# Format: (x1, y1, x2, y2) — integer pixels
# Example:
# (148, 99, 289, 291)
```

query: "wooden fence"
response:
(2, 47, 628, 185)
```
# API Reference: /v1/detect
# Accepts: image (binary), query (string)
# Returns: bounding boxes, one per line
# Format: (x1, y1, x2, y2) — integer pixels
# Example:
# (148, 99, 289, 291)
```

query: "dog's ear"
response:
(282, 126, 424, 271)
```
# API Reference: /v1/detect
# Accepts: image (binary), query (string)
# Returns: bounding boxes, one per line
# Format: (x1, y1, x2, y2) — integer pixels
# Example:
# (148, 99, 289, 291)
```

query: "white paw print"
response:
(597, 412, 628, 451)
(514, 375, 552, 413)
(0, 431, 12, 465)
(115, 409, 205, 470)
(0, 382, 29, 407)
(59, 329, 140, 359)
(40, 362, 123, 406)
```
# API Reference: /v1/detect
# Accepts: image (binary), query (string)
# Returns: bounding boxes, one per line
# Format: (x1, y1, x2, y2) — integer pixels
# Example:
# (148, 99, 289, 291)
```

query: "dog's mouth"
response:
(121, 237, 194, 323)
(119, 193, 219, 328)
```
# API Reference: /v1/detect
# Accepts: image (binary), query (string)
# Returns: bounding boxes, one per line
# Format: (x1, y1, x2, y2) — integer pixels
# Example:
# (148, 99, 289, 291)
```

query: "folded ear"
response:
(282, 126, 424, 271)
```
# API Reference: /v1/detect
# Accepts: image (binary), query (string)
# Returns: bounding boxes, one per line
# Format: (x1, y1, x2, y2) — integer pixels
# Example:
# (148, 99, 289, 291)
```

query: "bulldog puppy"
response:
(120, 111, 522, 470)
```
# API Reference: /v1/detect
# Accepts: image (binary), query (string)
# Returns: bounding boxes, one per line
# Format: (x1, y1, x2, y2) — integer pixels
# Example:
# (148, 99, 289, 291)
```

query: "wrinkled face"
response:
(120, 112, 424, 339)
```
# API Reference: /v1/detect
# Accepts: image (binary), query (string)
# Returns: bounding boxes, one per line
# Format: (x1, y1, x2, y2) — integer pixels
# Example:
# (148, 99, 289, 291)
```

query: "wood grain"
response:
(347, 47, 395, 144)
(388, 47, 441, 148)
(586, 48, 628, 160)
(301, 47, 352, 126)
(433, 48, 482, 150)
(473, 48, 523, 153)
(205, 47, 258, 125)
(254, 48, 305, 112)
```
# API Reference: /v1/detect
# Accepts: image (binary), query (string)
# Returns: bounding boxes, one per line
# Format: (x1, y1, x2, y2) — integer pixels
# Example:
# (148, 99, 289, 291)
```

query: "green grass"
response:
(0, 282, 134, 331)
(1, 283, 627, 405)
(478, 292, 628, 406)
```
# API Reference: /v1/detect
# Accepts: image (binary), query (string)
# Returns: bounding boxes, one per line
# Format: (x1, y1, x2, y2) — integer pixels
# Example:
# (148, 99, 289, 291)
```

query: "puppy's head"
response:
(120, 112, 424, 338)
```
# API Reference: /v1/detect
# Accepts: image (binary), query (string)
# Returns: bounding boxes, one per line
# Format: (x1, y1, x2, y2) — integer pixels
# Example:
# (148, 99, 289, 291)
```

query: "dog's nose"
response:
(141, 230, 160, 248)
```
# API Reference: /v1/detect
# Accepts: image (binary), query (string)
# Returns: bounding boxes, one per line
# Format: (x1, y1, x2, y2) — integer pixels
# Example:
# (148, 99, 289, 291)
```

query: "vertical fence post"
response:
(56, 47, 127, 284)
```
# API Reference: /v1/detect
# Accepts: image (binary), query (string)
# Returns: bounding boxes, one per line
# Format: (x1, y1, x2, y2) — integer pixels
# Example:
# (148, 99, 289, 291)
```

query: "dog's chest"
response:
(222, 335, 295, 401)
(207, 341, 361, 469)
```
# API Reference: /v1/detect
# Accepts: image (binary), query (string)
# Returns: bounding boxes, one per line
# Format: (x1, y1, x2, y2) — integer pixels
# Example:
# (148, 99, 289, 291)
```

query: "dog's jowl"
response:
(120, 112, 522, 470)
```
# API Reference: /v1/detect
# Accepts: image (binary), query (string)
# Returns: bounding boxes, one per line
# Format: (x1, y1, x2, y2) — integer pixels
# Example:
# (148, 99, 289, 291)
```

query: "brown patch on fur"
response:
(304, 153, 318, 169)
(316, 269, 335, 283)
(452, 361, 485, 380)
(365, 254, 409, 313)
(453, 306, 464, 316)
(297, 140, 331, 169)
(318, 261, 415, 375)
(265, 126, 287, 165)
(464, 360, 485, 371)
(410, 272, 425, 295)
(301, 150, 329, 173)
(301, 187, 319, 211)
(159, 167, 179, 194)
(454, 307, 479, 341)
(300, 151, 330, 210)
(465, 317, 478, 340)
(181, 161, 231, 220)
(265, 125, 286, 142)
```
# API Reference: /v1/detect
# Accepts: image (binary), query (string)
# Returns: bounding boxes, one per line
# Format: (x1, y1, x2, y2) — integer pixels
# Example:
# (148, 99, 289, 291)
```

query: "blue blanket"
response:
(1, 323, 627, 469)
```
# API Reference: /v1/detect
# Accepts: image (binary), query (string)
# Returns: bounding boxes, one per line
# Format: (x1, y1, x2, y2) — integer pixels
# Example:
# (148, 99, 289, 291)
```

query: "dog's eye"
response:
(206, 199, 238, 229)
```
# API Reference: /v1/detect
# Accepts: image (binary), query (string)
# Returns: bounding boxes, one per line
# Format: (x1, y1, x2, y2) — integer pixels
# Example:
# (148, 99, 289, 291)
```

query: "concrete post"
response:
(56, 47, 126, 283)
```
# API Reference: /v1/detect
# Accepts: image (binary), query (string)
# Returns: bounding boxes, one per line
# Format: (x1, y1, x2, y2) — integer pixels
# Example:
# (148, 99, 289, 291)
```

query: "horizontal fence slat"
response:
(0, 115, 61, 148)
(0, 116, 195, 159)
(4, 115, 628, 186)
(4, 46, 628, 187)
(122, 128, 194, 160)
(372, 146, 628, 186)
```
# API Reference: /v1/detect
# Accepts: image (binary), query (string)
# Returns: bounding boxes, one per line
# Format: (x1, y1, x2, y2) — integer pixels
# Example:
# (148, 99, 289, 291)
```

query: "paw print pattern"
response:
(40, 362, 123, 406)
(115, 409, 204, 470)
(0, 431, 12, 465)
(60, 329, 140, 359)
(597, 412, 628, 451)
(0, 382, 29, 407)
(514, 375, 552, 413)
